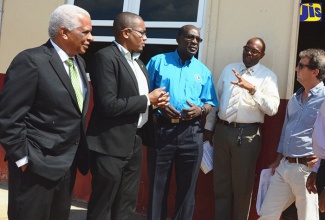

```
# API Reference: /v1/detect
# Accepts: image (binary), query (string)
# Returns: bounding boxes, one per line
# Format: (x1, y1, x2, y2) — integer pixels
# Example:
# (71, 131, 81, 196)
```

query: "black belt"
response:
(218, 119, 260, 128)
(157, 115, 200, 124)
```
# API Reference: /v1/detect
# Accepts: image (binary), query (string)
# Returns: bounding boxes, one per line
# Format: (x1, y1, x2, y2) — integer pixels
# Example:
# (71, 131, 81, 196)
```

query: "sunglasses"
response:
(297, 63, 315, 70)
(183, 34, 203, 43)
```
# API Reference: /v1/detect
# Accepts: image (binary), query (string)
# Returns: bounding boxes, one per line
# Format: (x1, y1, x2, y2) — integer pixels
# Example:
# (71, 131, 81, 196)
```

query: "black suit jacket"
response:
(0, 40, 90, 181)
(87, 43, 155, 157)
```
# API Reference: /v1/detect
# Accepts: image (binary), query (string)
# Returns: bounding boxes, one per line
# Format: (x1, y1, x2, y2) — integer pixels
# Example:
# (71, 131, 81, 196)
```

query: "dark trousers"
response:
(7, 160, 77, 220)
(86, 134, 142, 220)
(147, 117, 203, 220)
(213, 123, 261, 220)
(317, 160, 325, 220)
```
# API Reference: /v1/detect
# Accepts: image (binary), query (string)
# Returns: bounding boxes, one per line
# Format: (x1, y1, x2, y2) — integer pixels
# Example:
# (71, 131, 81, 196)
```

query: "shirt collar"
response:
(240, 62, 261, 75)
(173, 49, 194, 66)
(296, 81, 325, 96)
(114, 40, 141, 61)
(50, 39, 71, 62)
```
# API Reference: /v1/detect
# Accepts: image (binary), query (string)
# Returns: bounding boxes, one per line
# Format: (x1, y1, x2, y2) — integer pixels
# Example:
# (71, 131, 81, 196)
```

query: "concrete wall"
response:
(0, 0, 65, 72)
(202, 0, 299, 99)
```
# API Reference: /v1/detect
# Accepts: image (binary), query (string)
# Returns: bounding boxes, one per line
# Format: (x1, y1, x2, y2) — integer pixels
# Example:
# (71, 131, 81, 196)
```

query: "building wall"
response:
(202, 0, 300, 99)
(0, 0, 65, 72)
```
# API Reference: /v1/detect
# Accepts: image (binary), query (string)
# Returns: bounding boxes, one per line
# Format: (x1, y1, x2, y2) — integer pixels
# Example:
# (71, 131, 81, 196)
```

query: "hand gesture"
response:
(160, 104, 181, 119)
(149, 87, 169, 107)
(231, 68, 254, 92)
(181, 100, 201, 119)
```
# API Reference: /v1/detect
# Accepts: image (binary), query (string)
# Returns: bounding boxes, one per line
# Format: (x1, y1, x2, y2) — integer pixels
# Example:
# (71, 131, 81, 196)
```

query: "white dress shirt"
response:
(114, 41, 150, 128)
(205, 62, 280, 131)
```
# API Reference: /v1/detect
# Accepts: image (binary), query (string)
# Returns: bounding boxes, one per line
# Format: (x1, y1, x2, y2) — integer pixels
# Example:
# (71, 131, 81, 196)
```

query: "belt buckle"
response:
(171, 118, 180, 123)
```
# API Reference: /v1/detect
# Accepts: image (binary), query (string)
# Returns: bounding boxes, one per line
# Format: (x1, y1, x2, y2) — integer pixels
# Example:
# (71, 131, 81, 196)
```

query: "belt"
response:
(218, 119, 260, 128)
(285, 156, 313, 166)
(157, 115, 199, 124)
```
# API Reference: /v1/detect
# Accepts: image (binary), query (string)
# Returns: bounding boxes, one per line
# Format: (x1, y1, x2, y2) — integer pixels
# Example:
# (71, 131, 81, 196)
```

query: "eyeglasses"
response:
(243, 46, 261, 55)
(184, 35, 203, 43)
(127, 28, 147, 37)
(297, 63, 315, 70)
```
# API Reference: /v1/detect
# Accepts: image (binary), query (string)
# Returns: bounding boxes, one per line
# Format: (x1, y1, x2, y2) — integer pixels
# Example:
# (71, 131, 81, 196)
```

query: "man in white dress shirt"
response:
(204, 37, 280, 220)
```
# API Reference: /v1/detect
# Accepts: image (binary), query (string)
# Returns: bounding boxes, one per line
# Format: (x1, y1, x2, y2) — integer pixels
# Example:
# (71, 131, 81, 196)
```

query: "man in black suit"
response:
(0, 4, 93, 220)
(86, 12, 169, 220)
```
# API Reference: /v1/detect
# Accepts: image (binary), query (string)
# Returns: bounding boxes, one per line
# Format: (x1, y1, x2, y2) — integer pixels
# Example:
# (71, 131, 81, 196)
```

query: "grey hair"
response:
(299, 48, 325, 81)
(48, 4, 89, 39)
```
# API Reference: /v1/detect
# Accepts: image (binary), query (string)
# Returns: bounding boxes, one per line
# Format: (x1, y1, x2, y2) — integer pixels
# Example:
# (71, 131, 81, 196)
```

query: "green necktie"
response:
(65, 58, 83, 112)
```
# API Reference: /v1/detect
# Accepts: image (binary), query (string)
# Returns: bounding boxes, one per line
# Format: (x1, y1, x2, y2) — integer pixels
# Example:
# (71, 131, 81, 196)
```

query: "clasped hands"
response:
(160, 100, 201, 120)
(148, 87, 169, 108)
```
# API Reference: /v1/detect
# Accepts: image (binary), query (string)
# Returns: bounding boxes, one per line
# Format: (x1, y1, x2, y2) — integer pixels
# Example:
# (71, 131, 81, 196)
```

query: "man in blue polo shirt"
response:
(146, 25, 218, 220)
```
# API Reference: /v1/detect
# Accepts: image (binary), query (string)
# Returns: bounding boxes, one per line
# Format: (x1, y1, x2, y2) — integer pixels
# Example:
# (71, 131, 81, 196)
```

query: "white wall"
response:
(202, 0, 300, 99)
(0, 0, 65, 73)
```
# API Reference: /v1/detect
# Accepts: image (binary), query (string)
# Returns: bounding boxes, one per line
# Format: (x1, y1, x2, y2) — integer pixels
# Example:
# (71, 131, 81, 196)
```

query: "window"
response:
(68, 0, 206, 45)
(67, 0, 206, 66)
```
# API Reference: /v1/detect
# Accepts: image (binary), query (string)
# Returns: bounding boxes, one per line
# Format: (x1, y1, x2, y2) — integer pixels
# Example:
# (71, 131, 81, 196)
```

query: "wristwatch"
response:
(200, 106, 206, 116)
(250, 86, 257, 95)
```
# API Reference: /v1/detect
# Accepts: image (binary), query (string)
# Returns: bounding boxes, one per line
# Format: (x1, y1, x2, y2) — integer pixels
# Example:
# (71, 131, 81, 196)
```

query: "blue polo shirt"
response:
(146, 50, 218, 116)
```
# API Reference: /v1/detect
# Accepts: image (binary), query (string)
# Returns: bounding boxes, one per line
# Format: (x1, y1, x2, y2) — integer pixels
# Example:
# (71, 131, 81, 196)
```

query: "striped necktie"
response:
(225, 85, 241, 123)
(65, 58, 83, 112)
(225, 69, 251, 123)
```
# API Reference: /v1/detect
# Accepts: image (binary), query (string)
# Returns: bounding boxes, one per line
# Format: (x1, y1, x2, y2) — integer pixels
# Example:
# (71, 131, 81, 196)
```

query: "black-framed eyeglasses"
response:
(243, 46, 261, 55)
(297, 63, 315, 70)
(127, 28, 147, 37)
(184, 34, 203, 43)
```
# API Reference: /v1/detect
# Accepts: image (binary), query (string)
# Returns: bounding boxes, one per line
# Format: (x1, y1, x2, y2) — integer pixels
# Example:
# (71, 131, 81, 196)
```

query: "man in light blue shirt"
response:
(146, 25, 218, 220)
(259, 48, 325, 219)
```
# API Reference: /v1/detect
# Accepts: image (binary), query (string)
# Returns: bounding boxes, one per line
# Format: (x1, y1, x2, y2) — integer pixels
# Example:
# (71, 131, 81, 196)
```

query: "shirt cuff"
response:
(145, 94, 150, 106)
(313, 159, 321, 173)
(16, 156, 28, 167)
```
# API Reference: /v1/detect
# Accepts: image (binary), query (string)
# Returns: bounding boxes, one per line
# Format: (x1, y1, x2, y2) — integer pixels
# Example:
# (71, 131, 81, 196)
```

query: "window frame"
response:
(67, 0, 206, 59)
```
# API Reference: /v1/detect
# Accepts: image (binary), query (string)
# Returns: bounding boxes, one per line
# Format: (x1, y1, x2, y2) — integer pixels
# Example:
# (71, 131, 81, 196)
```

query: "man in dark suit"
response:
(86, 12, 168, 220)
(0, 5, 93, 220)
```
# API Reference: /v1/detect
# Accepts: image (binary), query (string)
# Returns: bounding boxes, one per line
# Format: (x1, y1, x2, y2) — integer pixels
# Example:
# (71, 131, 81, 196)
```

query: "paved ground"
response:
(0, 182, 146, 220)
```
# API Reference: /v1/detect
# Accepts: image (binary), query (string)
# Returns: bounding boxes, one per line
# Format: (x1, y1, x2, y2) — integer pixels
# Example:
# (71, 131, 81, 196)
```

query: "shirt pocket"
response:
(302, 107, 319, 127)
(185, 78, 204, 100)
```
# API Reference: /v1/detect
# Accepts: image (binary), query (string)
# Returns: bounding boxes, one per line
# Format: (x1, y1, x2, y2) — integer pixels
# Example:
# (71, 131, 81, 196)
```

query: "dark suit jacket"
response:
(0, 40, 90, 181)
(87, 43, 155, 157)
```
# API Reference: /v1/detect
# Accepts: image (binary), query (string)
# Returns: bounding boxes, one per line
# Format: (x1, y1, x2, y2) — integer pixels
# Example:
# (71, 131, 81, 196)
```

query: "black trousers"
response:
(86, 134, 142, 220)
(147, 117, 203, 220)
(317, 159, 325, 220)
(7, 160, 77, 220)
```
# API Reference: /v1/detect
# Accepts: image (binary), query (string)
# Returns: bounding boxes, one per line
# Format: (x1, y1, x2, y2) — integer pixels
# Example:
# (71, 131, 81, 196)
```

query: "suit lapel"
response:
(44, 41, 81, 114)
(112, 44, 140, 94)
